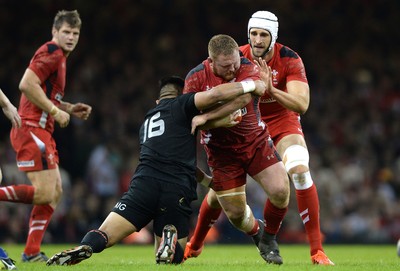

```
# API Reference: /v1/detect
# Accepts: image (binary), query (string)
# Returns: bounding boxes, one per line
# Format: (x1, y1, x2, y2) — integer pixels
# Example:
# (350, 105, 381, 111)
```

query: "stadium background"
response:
(0, 0, 399, 245)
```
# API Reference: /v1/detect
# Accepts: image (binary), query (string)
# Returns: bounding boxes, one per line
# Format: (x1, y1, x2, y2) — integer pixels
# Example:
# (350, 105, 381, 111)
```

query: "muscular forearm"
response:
(59, 101, 73, 114)
(205, 94, 250, 120)
(270, 88, 309, 114)
(0, 89, 10, 108)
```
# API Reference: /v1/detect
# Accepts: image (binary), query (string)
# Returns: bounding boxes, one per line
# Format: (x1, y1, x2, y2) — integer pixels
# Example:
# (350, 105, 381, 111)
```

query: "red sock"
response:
(296, 184, 323, 255)
(24, 204, 54, 256)
(0, 185, 34, 203)
(263, 199, 288, 234)
(190, 194, 222, 250)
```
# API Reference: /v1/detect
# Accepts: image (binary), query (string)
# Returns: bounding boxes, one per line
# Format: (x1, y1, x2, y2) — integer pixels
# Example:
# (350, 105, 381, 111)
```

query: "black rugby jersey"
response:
(136, 92, 200, 189)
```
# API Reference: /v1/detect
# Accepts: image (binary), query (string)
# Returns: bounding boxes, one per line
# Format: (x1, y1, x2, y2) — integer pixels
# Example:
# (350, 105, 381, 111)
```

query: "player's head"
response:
(158, 76, 185, 100)
(52, 10, 82, 55)
(208, 34, 241, 81)
(53, 10, 82, 30)
(247, 11, 279, 57)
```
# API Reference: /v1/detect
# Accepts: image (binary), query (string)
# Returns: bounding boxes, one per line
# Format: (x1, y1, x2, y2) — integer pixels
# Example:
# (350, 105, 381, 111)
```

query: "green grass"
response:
(2, 244, 399, 271)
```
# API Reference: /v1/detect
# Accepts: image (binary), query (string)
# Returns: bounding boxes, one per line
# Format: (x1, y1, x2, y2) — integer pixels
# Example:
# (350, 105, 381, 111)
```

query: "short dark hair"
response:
(158, 76, 185, 99)
(159, 76, 184, 89)
(53, 10, 82, 30)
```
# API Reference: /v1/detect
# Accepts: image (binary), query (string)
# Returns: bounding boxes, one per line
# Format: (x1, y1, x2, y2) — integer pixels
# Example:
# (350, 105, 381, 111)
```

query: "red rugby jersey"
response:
(184, 57, 269, 150)
(18, 41, 67, 133)
(240, 42, 308, 123)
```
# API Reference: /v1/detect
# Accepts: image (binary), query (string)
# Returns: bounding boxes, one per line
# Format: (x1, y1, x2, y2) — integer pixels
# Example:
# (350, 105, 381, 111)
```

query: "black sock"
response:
(172, 242, 184, 264)
(81, 229, 108, 253)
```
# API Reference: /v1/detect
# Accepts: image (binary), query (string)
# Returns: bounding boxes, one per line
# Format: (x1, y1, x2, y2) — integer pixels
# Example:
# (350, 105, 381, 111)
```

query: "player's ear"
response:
(207, 57, 213, 66)
(156, 99, 160, 105)
(52, 27, 57, 37)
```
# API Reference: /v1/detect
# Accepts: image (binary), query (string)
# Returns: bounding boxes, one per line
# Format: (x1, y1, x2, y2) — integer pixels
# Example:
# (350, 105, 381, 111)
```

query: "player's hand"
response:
(70, 103, 92, 120)
(191, 114, 208, 134)
(254, 80, 267, 96)
(53, 109, 70, 128)
(2, 103, 21, 128)
(212, 111, 241, 128)
(254, 57, 273, 95)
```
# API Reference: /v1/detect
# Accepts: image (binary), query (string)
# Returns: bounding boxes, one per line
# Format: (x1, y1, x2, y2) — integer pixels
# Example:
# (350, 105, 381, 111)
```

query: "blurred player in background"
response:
(240, 10, 334, 265)
(184, 34, 290, 265)
(46, 75, 267, 266)
(0, 88, 20, 270)
(0, 10, 92, 262)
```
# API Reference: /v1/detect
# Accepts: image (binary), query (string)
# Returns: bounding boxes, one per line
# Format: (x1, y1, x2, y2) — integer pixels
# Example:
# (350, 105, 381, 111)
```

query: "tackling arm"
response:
(194, 80, 264, 111)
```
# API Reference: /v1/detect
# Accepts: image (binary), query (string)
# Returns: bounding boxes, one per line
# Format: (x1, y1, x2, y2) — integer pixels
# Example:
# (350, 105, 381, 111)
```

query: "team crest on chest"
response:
(272, 69, 279, 85)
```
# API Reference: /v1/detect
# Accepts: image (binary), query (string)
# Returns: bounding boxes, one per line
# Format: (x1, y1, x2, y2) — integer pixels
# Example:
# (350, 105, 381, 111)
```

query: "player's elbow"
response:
(298, 104, 309, 115)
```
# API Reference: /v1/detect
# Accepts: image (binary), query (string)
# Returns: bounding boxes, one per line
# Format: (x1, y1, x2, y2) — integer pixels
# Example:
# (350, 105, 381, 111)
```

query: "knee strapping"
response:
(283, 144, 310, 172)
(227, 204, 253, 231)
(283, 145, 313, 190)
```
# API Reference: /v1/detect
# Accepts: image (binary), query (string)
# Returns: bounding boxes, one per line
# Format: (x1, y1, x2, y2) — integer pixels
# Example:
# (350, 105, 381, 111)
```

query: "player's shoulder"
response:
(276, 42, 300, 59)
(239, 44, 251, 57)
(186, 60, 207, 80)
(34, 42, 62, 58)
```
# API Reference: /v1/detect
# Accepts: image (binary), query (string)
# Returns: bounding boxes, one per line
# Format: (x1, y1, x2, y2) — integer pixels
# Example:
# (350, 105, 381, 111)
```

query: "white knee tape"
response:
(217, 191, 246, 198)
(238, 204, 252, 229)
(282, 144, 309, 172)
(292, 171, 313, 190)
(283, 145, 313, 190)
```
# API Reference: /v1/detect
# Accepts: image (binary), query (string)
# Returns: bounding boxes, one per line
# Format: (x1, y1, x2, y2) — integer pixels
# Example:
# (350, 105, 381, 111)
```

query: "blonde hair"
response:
(208, 34, 239, 60)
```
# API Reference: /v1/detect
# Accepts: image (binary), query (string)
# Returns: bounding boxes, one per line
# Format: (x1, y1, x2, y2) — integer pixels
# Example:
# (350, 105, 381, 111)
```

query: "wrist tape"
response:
(240, 80, 256, 93)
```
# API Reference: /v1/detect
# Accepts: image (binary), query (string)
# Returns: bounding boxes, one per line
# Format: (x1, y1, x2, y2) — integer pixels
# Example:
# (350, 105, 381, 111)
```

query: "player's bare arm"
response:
(191, 94, 251, 134)
(254, 58, 309, 114)
(19, 68, 70, 127)
(194, 80, 265, 111)
(0, 89, 21, 128)
(59, 101, 92, 120)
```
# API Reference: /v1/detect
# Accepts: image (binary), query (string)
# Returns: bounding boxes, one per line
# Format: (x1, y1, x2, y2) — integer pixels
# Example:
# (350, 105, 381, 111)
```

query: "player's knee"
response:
(283, 145, 310, 172)
(33, 188, 54, 204)
(283, 145, 313, 189)
(226, 205, 252, 230)
(269, 180, 290, 208)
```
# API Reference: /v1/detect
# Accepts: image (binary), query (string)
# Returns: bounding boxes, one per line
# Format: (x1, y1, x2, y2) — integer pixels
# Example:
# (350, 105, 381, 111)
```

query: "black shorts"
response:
(112, 176, 196, 238)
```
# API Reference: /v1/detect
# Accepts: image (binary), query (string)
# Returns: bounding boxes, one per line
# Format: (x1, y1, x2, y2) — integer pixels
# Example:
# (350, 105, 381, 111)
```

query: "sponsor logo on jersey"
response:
(17, 160, 35, 167)
(272, 69, 279, 85)
(114, 202, 126, 211)
(260, 97, 276, 103)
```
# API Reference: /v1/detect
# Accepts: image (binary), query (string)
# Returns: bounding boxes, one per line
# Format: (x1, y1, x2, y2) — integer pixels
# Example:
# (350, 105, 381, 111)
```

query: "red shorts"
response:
(206, 138, 281, 191)
(10, 126, 59, 172)
(266, 114, 304, 145)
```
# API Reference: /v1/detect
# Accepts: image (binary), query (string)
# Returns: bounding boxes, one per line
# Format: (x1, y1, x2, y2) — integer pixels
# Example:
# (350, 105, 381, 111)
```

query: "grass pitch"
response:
(2, 244, 399, 271)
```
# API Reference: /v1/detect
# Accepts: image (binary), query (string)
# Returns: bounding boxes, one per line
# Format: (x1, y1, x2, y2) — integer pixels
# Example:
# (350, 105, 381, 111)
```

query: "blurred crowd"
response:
(0, 0, 399, 245)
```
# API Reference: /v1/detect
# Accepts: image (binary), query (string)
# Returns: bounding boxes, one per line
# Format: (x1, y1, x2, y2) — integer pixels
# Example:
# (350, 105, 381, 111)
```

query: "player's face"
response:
(52, 23, 80, 55)
(249, 28, 271, 58)
(210, 51, 241, 81)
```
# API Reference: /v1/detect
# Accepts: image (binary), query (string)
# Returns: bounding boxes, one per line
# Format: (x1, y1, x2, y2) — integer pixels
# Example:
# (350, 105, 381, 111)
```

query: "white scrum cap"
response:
(248, 11, 279, 53)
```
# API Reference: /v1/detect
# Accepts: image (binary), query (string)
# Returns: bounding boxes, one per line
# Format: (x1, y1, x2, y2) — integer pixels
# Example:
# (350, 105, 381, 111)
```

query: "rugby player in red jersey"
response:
(184, 34, 290, 265)
(0, 10, 92, 262)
